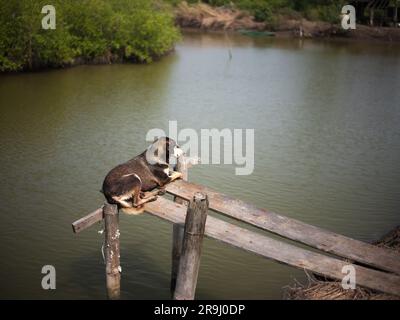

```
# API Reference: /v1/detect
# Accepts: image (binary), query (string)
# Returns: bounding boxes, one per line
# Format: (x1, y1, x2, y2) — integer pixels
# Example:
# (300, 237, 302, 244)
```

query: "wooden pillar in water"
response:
(370, 8, 374, 26)
(104, 203, 121, 300)
(173, 192, 208, 300)
(171, 223, 184, 295)
(170, 156, 188, 295)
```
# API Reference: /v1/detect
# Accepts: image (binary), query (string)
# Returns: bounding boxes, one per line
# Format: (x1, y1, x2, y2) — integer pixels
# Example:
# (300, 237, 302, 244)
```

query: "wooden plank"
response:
(166, 180, 400, 275)
(72, 207, 103, 233)
(145, 197, 400, 297)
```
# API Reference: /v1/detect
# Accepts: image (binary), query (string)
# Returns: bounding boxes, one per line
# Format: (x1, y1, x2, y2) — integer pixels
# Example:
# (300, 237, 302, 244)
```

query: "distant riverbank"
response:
(0, 0, 180, 73)
(174, 2, 400, 43)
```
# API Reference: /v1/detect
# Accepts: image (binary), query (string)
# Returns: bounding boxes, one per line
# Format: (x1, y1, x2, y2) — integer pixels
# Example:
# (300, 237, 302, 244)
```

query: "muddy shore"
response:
(174, 2, 400, 43)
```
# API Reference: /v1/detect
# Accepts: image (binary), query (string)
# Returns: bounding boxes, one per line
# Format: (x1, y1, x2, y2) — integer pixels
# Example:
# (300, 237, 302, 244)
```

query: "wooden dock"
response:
(72, 157, 400, 299)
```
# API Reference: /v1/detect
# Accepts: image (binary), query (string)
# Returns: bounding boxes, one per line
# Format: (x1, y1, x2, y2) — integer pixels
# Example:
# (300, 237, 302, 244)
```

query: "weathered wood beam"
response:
(171, 155, 188, 295)
(174, 193, 208, 300)
(145, 197, 400, 297)
(72, 207, 103, 233)
(165, 180, 400, 275)
(171, 223, 184, 296)
(104, 203, 121, 300)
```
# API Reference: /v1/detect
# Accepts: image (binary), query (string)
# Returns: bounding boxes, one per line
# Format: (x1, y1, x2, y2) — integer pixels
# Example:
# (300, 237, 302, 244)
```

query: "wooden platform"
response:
(72, 180, 400, 297)
(145, 197, 400, 297)
(166, 180, 400, 275)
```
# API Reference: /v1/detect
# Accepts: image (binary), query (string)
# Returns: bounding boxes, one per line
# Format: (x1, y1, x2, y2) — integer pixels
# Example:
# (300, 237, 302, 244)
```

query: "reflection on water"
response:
(0, 32, 399, 299)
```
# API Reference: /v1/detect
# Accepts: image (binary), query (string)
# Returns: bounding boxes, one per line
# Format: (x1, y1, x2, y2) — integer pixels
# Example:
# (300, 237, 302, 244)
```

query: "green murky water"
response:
(0, 32, 399, 299)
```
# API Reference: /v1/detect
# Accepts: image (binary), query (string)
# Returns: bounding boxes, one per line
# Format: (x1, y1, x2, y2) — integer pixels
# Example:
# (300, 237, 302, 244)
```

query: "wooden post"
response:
(171, 223, 184, 295)
(173, 192, 208, 300)
(176, 155, 188, 182)
(370, 8, 374, 26)
(103, 202, 121, 300)
(170, 155, 188, 295)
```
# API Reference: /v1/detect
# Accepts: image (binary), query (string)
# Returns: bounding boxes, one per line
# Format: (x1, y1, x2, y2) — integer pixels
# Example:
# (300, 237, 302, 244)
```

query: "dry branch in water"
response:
(285, 226, 400, 300)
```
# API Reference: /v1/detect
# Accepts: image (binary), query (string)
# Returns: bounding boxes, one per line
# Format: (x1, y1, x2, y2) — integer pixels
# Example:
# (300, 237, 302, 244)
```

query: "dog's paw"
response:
(146, 195, 158, 203)
(170, 171, 183, 181)
(121, 206, 145, 215)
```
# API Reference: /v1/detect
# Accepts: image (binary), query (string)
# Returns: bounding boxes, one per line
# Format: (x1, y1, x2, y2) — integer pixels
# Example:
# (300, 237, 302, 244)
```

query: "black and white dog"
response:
(102, 137, 183, 214)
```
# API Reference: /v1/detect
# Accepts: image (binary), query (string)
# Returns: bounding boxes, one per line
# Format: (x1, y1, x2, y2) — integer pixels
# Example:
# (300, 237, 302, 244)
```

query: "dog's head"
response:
(145, 137, 183, 167)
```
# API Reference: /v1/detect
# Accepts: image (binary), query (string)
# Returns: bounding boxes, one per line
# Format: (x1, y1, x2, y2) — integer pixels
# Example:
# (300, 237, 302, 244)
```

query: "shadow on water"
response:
(67, 235, 221, 299)
(67, 249, 170, 299)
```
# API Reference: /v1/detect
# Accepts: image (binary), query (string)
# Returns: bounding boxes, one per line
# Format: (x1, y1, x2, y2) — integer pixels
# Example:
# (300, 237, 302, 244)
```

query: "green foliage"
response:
(0, 0, 180, 72)
(294, 0, 345, 23)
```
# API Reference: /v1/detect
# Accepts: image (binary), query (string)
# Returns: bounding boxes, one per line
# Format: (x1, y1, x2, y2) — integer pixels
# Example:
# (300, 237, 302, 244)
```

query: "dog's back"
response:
(102, 152, 157, 203)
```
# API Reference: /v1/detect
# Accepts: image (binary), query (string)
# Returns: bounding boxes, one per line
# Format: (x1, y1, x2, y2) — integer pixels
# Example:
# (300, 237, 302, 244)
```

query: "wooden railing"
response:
(72, 157, 400, 299)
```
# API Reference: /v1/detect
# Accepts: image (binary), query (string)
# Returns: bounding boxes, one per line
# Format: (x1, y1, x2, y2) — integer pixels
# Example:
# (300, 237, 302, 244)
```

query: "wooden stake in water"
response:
(171, 155, 188, 295)
(104, 203, 121, 300)
(173, 192, 208, 300)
